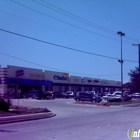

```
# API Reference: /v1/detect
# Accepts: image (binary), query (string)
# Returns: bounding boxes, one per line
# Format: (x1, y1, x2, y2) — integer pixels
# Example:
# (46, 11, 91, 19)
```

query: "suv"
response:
(74, 91, 102, 103)
(43, 91, 55, 100)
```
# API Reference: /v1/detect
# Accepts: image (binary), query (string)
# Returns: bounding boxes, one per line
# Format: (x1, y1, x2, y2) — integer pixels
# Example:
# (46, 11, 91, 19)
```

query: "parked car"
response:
(103, 91, 132, 102)
(65, 91, 74, 98)
(98, 92, 110, 97)
(104, 92, 112, 96)
(123, 93, 132, 101)
(54, 92, 67, 98)
(23, 90, 44, 99)
(90, 91, 96, 95)
(74, 91, 102, 103)
(131, 92, 140, 99)
(97, 92, 106, 97)
(44, 91, 55, 100)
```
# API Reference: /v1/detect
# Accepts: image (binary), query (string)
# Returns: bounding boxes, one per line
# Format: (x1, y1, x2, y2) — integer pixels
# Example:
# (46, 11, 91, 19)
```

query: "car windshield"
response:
(115, 93, 122, 95)
(134, 93, 140, 95)
(91, 91, 96, 95)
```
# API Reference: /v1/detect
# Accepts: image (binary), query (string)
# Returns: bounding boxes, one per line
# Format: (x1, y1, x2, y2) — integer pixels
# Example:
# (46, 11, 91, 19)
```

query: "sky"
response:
(0, 0, 140, 83)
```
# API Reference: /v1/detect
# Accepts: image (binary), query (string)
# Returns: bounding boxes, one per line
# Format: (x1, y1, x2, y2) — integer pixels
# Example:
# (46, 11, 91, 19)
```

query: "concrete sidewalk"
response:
(0, 112, 56, 124)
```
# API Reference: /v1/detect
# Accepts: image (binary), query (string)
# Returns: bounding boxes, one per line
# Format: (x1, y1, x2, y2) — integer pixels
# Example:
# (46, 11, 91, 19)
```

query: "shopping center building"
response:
(0, 65, 121, 98)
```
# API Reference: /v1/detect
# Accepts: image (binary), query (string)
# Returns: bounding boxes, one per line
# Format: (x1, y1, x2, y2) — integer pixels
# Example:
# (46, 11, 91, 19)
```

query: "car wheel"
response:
(77, 98, 81, 101)
(91, 99, 94, 103)
(95, 99, 97, 103)
(105, 98, 109, 101)
(32, 95, 36, 99)
(76, 98, 80, 101)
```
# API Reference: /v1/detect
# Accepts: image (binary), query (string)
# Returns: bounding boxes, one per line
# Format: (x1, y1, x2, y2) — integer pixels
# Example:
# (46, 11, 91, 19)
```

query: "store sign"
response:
(54, 75, 70, 81)
(74, 79, 79, 82)
(30, 73, 45, 79)
(93, 80, 100, 83)
(16, 70, 24, 77)
(101, 80, 109, 85)
(87, 80, 92, 82)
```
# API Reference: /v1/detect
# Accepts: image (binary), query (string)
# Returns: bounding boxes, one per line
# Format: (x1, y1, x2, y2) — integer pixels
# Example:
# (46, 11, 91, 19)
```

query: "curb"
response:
(73, 101, 140, 107)
(96, 103, 109, 107)
(0, 112, 56, 124)
(73, 101, 109, 107)
(120, 102, 140, 107)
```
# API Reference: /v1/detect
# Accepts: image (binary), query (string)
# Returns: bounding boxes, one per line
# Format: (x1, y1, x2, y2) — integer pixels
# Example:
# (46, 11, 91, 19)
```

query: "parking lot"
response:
(19, 97, 140, 107)
(1, 98, 140, 140)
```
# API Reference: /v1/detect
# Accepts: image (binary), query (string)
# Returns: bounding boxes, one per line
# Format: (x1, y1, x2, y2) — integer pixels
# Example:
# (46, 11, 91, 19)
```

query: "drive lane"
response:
(0, 99, 139, 140)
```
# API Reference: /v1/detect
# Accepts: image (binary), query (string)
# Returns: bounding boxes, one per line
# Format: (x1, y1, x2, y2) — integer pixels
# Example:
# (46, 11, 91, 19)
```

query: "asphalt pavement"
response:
(0, 98, 140, 124)
(1, 98, 140, 140)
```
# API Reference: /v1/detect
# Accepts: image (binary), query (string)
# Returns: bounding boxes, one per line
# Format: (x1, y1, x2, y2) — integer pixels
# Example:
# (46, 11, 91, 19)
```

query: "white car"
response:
(103, 91, 122, 101)
(65, 91, 74, 98)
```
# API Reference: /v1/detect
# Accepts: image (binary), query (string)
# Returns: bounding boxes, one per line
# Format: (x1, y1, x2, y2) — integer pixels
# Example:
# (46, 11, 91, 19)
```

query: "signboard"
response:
(45, 70, 70, 84)
(70, 76, 82, 84)
(82, 77, 92, 85)
(7, 65, 44, 80)
(93, 78, 101, 85)
(101, 79, 110, 85)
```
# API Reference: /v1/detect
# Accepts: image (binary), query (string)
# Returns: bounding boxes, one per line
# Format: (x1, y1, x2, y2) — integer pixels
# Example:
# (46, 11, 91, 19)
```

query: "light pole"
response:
(117, 31, 125, 93)
(132, 43, 140, 92)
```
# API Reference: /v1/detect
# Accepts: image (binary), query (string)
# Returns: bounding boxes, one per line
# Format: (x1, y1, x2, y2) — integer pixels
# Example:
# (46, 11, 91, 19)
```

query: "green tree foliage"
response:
(128, 67, 140, 92)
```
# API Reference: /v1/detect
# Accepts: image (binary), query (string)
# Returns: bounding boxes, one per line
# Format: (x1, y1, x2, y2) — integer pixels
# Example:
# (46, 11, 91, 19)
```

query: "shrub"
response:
(9, 106, 51, 113)
(0, 97, 11, 112)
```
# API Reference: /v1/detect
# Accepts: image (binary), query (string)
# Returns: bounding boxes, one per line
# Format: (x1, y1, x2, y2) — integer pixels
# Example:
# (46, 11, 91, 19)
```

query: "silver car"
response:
(103, 91, 132, 102)
(103, 91, 122, 101)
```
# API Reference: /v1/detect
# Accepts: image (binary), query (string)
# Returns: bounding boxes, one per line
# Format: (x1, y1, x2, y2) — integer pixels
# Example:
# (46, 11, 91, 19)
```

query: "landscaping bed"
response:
(73, 99, 140, 107)
(0, 105, 51, 117)
(103, 99, 140, 106)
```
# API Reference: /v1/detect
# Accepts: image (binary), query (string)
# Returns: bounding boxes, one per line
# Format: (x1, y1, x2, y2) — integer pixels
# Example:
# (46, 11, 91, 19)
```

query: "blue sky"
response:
(0, 0, 140, 83)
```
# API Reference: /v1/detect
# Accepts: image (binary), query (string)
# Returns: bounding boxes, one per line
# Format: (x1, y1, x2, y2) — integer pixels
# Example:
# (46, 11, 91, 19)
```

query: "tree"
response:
(123, 82, 131, 89)
(128, 67, 140, 92)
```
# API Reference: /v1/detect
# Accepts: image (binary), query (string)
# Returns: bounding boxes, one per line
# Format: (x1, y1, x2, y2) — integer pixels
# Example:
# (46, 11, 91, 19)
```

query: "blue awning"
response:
(6, 78, 52, 85)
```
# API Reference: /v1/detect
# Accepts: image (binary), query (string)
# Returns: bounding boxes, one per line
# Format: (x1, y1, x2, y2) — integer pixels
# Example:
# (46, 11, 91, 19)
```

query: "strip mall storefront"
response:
(0, 65, 121, 98)
(45, 70, 70, 92)
(0, 65, 52, 98)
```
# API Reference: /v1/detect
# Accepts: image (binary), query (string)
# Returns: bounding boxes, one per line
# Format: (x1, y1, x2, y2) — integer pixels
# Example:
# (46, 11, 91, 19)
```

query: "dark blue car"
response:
(74, 91, 102, 103)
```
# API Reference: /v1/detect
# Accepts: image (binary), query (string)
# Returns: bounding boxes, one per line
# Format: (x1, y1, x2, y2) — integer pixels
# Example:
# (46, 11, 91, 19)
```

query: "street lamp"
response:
(132, 44, 140, 70)
(117, 31, 125, 94)
(132, 43, 140, 91)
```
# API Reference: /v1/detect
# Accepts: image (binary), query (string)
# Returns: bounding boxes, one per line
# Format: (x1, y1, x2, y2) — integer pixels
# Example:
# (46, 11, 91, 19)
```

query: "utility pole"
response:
(117, 31, 125, 94)
(132, 44, 140, 91)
